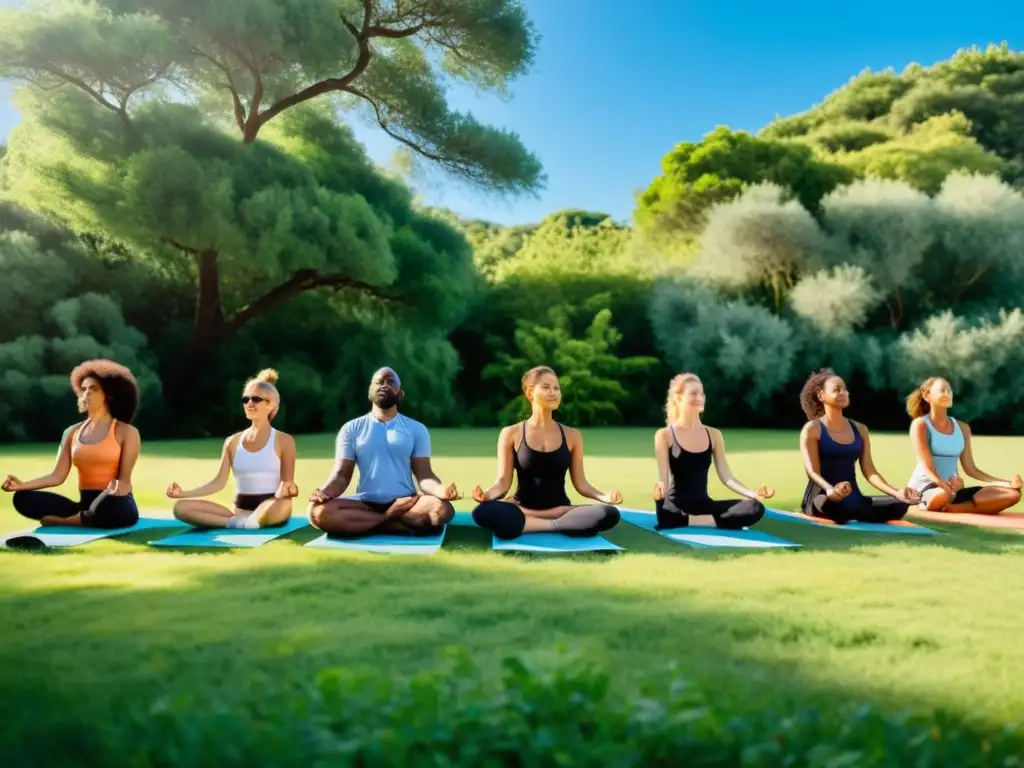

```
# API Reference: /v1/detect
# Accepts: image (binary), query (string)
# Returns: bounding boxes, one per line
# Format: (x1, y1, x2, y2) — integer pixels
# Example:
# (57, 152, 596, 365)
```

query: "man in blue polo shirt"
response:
(308, 367, 459, 536)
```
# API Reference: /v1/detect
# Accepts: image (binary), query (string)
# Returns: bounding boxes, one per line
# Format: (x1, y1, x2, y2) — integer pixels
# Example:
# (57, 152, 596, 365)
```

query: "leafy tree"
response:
(633, 126, 854, 247)
(493, 212, 636, 281)
(0, 0, 543, 402)
(795, 120, 893, 153)
(929, 171, 1024, 305)
(696, 183, 830, 312)
(833, 113, 1006, 193)
(482, 301, 660, 426)
(760, 44, 1024, 181)
(820, 178, 935, 328)
(761, 71, 913, 139)
(891, 308, 1024, 431)
(788, 264, 883, 338)
(0, 293, 162, 442)
(649, 280, 798, 422)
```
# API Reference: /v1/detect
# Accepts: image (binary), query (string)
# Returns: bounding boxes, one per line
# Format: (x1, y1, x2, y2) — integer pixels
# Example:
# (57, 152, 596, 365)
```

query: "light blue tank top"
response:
(908, 416, 963, 490)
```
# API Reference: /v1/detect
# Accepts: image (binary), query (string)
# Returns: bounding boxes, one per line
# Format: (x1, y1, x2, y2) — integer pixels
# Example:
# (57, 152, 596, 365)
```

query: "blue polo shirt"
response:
(335, 412, 431, 502)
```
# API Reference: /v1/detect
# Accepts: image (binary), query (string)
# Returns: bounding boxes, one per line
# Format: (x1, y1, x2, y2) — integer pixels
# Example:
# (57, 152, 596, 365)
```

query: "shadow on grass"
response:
(1, 531, 1022, 763)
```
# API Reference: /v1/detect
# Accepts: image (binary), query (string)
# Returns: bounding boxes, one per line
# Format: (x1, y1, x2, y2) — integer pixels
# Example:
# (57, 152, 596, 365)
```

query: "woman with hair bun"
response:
(166, 368, 298, 529)
(905, 376, 1021, 514)
(2, 359, 142, 528)
(798, 368, 920, 524)
(469, 365, 622, 539)
(652, 373, 772, 530)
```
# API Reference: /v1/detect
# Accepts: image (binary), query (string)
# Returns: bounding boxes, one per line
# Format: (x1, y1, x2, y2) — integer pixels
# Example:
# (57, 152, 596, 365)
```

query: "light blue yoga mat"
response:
(150, 516, 310, 548)
(620, 509, 800, 549)
(450, 511, 476, 527)
(0, 516, 187, 549)
(764, 508, 936, 535)
(492, 532, 623, 553)
(305, 526, 447, 555)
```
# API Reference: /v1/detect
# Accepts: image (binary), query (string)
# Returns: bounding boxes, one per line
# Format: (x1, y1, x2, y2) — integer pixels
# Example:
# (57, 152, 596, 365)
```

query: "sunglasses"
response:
(240, 396, 267, 405)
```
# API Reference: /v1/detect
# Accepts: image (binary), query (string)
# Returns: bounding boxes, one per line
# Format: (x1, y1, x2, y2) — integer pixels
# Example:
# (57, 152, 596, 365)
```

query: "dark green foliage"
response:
(1, 648, 1020, 767)
(481, 299, 660, 426)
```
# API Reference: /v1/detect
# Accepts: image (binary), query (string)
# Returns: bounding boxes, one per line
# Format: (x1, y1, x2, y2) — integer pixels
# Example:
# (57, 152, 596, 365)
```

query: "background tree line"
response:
(0, 2, 1021, 440)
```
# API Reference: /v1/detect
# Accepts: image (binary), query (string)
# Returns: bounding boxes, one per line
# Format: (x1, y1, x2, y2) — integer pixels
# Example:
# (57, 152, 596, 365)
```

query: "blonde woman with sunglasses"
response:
(166, 369, 298, 529)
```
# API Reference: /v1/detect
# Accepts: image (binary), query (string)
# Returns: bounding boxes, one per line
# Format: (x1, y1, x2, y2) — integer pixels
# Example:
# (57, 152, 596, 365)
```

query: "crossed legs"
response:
(920, 485, 1021, 515)
(471, 500, 620, 540)
(309, 496, 455, 537)
(173, 497, 293, 529)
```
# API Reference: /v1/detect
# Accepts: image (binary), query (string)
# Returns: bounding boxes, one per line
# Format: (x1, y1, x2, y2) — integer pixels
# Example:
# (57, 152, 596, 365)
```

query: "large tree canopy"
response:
(633, 126, 854, 247)
(0, 0, 544, 191)
(0, 0, 542, 402)
(761, 44, 1024, 182)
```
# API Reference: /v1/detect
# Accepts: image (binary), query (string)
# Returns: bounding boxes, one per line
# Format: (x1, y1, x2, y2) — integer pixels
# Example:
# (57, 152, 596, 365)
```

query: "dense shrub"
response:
(2, 649, 1020, 767)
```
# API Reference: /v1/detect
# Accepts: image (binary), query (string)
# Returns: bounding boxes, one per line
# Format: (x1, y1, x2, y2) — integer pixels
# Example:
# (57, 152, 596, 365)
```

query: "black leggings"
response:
(472, 500, 620, 540)
(807, 492, 909, 525)
(13, 489, 140, 529)
(656, 497, 765, 530)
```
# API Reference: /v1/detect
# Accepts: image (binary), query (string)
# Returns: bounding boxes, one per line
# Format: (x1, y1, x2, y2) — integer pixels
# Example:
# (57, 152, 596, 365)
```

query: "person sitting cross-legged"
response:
(308, 367, 458, 537)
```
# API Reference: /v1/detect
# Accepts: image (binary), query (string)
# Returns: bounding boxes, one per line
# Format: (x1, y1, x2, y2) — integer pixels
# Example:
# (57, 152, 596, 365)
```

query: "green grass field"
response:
(1, 427, 1023, 762)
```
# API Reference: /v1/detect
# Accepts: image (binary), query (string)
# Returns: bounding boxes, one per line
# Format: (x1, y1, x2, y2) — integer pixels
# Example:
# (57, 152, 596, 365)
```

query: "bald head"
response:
(369, 367, 403, 410)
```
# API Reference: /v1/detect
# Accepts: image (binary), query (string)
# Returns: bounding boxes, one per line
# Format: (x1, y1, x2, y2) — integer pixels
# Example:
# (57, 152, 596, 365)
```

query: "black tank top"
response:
(512, 422, 572, 510)
(666, 426, 713, 504)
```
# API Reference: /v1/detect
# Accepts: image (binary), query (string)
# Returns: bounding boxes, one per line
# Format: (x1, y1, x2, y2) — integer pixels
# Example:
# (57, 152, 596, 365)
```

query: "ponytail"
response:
(665, 373, 700, 425)
(906, 377, 938, 419)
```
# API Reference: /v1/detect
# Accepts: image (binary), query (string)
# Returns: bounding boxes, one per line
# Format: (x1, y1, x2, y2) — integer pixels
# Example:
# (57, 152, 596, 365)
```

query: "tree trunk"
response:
(165, 249, 227, 406)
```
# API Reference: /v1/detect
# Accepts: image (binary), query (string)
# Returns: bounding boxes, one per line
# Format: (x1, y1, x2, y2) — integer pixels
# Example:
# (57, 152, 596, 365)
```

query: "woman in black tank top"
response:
(654, 373, 773, 529)
(470, 366, 622, 540)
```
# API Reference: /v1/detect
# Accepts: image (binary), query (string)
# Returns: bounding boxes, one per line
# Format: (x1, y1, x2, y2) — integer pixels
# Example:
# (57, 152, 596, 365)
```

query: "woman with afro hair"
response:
(798, 368, 920, 524)
(2, 359, 142, 529)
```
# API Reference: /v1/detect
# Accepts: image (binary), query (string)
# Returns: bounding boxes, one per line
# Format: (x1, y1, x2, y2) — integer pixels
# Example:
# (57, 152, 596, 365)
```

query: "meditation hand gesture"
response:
(166, 482, 183, 499)
(471, 485, 488, 503)
(826, 482, 852, 502)
(386, 496, 419, 518)
(1010, 474, 1022, 491)
(652, 482, 665, 501)
(600, 490, 623, 505)
(1, 475, 22, 493)
(106, 479, 131, 497)
(896, 487, 921, 504)
(754, 485, 775, 500)
(276, 480, 299, 499)
(309, 488, 330, 505)
(440, 483, 462, 501)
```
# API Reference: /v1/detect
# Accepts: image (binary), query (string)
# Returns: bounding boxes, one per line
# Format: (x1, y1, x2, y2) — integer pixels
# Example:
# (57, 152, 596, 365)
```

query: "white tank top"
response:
(232, 428, 281, 495)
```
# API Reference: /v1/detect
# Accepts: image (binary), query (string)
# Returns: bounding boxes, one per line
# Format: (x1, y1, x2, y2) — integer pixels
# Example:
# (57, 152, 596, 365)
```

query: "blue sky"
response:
(0, 0, 1020, 225)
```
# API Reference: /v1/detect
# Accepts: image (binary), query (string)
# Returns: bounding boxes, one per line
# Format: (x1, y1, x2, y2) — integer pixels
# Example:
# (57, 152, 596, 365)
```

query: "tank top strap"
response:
(704, 426, 713, 450)
(556, 422, 567, 447)
(668, 425, 681, 451)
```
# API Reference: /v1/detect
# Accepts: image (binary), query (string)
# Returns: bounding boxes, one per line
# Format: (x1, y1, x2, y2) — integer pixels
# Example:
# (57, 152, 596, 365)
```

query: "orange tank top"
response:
(72, 420, 122, 490)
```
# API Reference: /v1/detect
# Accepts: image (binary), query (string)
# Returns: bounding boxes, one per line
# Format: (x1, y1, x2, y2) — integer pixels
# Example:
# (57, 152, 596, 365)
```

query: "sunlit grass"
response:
(1, 428, 1023, 747)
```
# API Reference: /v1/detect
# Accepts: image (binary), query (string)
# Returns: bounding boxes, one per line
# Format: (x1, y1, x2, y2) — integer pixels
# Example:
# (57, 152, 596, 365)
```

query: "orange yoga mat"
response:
(908, 508, 1024, 531)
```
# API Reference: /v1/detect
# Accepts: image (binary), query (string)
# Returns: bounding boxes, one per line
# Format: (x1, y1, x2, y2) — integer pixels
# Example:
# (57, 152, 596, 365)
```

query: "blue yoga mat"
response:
(0, 516, 187, 549)
(764, 508, 936, 535)
(150, 516, 310, 548)
(619, 509, 800, 549)
(492, 532, 623, 553)
(305, 526, 447, 555)
(450, 511, 476, 527)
